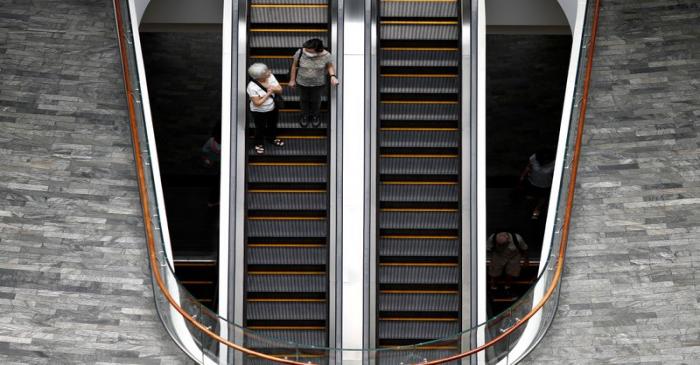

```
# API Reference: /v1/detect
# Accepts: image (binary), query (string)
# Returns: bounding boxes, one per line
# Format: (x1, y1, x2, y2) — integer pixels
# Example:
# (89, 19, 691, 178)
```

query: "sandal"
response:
(254, 145, 265, 154)
(272, 139, 285, 147)
(311, 115, 321, 128)
(531, 210, 540, 220)
(299, 115, 309, 128)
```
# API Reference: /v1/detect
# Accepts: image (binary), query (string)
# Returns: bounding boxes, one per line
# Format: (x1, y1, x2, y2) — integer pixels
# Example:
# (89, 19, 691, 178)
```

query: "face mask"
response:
(303, 50, 319, 58)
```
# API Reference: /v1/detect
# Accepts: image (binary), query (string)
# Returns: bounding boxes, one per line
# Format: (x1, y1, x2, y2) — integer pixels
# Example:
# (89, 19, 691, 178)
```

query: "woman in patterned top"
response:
(288, 38, 339, 127)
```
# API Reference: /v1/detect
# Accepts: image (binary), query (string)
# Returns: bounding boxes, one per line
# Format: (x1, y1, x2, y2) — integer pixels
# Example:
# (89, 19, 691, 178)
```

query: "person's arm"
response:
(249, 84, 274, 107)
(327, 61, 339, 86)
(269, 74, 283, 94)
(288, 52, 299, 88)
(514, 233, 529, 265)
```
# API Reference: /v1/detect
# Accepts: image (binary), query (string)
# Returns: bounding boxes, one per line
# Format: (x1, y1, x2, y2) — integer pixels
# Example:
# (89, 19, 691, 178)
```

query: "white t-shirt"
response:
(247, 74, 279, 112)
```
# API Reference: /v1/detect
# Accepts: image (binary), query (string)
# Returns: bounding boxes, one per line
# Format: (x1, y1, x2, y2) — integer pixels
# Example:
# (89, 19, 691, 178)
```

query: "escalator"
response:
(243, 0, 331, 361)
(375, 0, 463, 360)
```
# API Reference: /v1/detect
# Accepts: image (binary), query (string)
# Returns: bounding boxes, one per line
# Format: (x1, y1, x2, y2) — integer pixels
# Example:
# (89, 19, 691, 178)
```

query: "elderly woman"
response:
(288, 38, 339, 128)
(247, 63, 284, 154)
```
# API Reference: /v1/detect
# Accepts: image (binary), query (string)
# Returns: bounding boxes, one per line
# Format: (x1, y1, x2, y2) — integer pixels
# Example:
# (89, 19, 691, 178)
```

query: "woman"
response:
(288, 38, 339, 127)
(247, 63, 284, 154)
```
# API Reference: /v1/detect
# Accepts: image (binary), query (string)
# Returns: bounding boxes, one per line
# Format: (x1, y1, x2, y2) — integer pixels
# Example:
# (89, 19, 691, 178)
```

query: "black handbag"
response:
(251, 79, 284, 109)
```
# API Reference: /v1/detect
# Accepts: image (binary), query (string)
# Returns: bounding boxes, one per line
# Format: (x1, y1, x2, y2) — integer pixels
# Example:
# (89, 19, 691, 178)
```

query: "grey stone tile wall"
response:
(0, 0, 189, 363)
(524, 0, 700, 363)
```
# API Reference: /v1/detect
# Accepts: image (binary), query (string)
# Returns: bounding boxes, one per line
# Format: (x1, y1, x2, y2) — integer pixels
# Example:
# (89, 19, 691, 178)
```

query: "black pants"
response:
(298, 85, 324, 119)
(251, 109, 278, 146)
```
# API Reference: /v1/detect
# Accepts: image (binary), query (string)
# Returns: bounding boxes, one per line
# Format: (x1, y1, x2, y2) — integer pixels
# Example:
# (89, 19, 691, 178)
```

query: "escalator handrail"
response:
(115, 0, 601, 362)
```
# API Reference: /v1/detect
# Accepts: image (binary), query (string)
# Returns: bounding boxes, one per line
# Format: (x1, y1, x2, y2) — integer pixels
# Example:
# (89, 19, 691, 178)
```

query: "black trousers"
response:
(251, 109, 279, 145)
(298, 85, 324, 119)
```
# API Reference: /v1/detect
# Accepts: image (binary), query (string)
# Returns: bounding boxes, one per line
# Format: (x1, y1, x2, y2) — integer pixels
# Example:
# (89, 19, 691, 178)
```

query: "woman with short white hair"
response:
(247, 63, 284, 154)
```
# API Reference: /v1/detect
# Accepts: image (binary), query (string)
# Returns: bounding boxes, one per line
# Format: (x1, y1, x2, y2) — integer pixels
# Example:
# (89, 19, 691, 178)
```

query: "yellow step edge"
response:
(382, 0, 457, 2)
(249, 55, 295, 59)
(381, 20, 458, 25)
(380, 317, 459, 322)
(250, 28, 328, 32)
(251, 4, 328, 8)
(279, 108, 329, 112)
(379, 345, 459, 350)
(253, 354, 325, 359)
(380, 154, 459, 158)
(379, 262, 458, 267)
(247, 298, 326, 302)
(248, 243, 326, 248)
(248, 162, 326, 166)
(247, 326, 325, 330)
(381, 74, 458, 78)
(380, 208, 458, 212)
(276, 135, 327, 139)
(380, 127, 459, 131)
(381, 290, 458, 294)
(196, 299, 213, 303)
(248, 271, 325, 275)
(248, 190, 326, 193)
(248, 216, 325, 221)
(380, 235, 458, 239)
(382, 47, 459, 51)
(381, 100, 458, 104)
(381, 181, 458, 185)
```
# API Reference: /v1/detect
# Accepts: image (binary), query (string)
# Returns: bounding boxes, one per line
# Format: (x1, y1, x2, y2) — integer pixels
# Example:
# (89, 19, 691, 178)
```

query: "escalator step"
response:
(379, 238, 459, 257)
(247, 246, 327, 265)
(280, 87, 329, 102)
(250, 32, 328, 49)
(379, 183, 458, 202)
(379, 156, 458, 176)
(378, 292, 460, 312)
(248, 191, 327, 210)
(244, 329, 327, 349)
(247, 301, 327, 320)
(379, 265, 459, 285)
(248, 164, 327, 183)
(247, 138, 327, 157)
(379, 130, 459, 148)
(251, 7, 327, 24)
(381, 1, 458, 18)
(252, 0, 327, 4)
(249, 56, 293, 76)
(380, 76, 459, 94)
(248, 219, 327, 238)
(247, 274, 326, 292)
(380, 24, 459, 41)
(377, 319, 460, 340)
(380, 48, 459, 68)
(376, 349, 457, 364)
(379, 102, 459, 121)
(379, 211, 459, 230)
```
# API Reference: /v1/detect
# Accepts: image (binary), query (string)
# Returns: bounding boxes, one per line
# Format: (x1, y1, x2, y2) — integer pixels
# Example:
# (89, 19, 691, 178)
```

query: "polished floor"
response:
(0, 0, 187, 363)
(524, 0, 700, 363)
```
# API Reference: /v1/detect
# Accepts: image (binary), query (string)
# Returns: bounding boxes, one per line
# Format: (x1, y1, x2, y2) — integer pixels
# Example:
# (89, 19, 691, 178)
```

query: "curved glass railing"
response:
(114, 0, 602, 363)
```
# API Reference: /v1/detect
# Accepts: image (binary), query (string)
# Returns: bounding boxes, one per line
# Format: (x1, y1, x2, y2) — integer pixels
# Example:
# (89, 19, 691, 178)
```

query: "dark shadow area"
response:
(140, 31, 222, 309)
(486, 33, 572, 315)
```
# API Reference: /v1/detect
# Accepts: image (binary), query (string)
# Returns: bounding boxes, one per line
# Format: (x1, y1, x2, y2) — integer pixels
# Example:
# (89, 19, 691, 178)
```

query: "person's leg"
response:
(269, 108, 284, 147)
(251, 112, 265, 153)
(309, 86, 324, 126)
(298, 85, 310, 127)
(504, 256, 523, 290)
(489, 255, 506, 290)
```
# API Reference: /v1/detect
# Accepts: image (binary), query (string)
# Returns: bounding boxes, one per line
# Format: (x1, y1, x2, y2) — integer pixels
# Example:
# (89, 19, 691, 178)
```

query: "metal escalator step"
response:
(380, 48, 459, 67)
(380, 24, 459, 41)
(280, 87, 329, 102)
(247, 273, 326, 292)
(247, 219, 327, 238)
(248, 191, 327, 210)
(379, 130, 459, 148)
(250, 32, 328, 49)
(250, 7, 327, 24)
(252, 0, 327, 4)
(247, 138, 327, 156)
(378, 238, 459, 257)
(380, 76, 459, 94)
(379, 102, 459, 121)
(379, 211, 459, 230)
(247, 246, 327, 265)
(379, 183, 458, 202)
(247, 301, 327, 320)
(379, 157, 458, 176)
(246, 357, 328, 365)
(248, 57, 293, 76)
(376, 349, 457, 364)
(381, 1, 458, 18)
(378, 292, 459, 312)
(248, 111, 329, 129)
(244, 328, 327, 349)
(248, 164, 327, 183)
(377, 319, 460, 340)
(379, 265, 459, 285)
